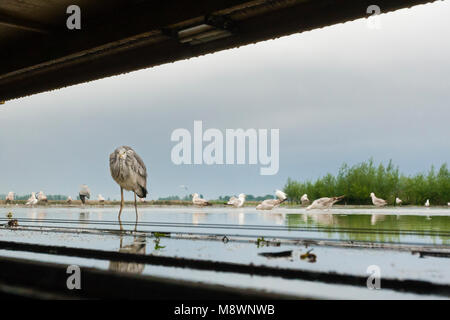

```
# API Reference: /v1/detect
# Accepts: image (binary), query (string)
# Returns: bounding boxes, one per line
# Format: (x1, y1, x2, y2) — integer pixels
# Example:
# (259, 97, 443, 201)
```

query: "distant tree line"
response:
(158, 195, 184, 201)
(0, 194, 68, 200)
(284, 159, 449, 205)
(218, 195, 274, 202)
(158, 194, 275, 202)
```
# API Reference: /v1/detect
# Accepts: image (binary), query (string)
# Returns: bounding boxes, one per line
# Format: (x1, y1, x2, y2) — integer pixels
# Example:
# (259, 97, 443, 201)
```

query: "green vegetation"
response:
(158, 195, 191, 201)
(286, 213, 450, 244)
(153, 237, 166, 250)
(218, 195, 274, 202)
(256, 237, 268, 248)
(284, 159, 449, 205)
(158, 194, 274, 202)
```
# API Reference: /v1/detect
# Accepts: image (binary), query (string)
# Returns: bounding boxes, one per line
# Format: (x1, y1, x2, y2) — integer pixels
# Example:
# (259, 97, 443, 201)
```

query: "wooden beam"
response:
(0, 11, 51, 34)
(0, 0, 438, 101)
(0, 255, 293, 299)
(0, 0, 252, 75)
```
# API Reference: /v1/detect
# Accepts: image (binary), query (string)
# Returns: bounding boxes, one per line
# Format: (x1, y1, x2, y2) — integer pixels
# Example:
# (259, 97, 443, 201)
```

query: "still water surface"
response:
(0, 206, 449, 299)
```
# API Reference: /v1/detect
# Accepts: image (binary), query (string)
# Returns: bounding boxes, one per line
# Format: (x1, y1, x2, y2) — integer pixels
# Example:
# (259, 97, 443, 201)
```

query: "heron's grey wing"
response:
(132, 152, 147, 178)
(121, 146, 146, 178)
(130, 152, 148, 197)
(109, 151, 117, 168)
(109, 151, 120, 180)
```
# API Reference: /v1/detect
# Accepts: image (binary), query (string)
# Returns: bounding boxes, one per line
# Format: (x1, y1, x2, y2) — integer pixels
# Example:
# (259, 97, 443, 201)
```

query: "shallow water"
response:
(2, 206, 449, 244)
(0, 206, 449, 299)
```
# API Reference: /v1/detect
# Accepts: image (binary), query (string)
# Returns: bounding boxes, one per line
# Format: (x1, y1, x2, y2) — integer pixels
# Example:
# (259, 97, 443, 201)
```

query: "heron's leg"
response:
(118, 216, 123, 232)
(118, 187, 124, 218)
(134, 192, 138, 221)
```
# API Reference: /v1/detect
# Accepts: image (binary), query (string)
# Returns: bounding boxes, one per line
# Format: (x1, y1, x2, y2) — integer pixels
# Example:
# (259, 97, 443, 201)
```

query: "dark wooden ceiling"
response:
(0, 0, 436, 102)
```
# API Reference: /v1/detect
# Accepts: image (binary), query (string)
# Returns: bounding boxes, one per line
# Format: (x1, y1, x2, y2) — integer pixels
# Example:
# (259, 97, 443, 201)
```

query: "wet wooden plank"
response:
(0, 255, 295, 299)
(0, 240, 449, 297)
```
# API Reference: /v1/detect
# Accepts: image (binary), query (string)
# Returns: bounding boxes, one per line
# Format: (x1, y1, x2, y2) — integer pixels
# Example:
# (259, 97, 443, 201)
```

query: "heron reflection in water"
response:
(109, 220, 147, 274)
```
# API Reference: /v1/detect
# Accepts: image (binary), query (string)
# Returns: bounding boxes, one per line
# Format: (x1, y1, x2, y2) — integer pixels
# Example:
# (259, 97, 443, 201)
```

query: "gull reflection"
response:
(370, 214, 386, 226)
(261, 213, 285, 225)
(238, 212, 245, 225)
(192, 212, 207, 224)
(79, 211, 90, 225)
(310, 213, 337, 226)
(28, 209, 38, 220)
(302, 213, 308, 223)
(97, 210, 103, 220)
(226, 210, 246, 225)
(28, 210, 47, 220)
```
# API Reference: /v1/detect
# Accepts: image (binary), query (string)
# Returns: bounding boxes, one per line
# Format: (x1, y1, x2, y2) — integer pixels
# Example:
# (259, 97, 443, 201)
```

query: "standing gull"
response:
(26, 192, 38, 207)
(98, 194, 105, 204)
(79, 185, 91, 205)
(110, 146, 148, 219)
(227, 194, 246, 208)
(306, 195, 345, 211)
(395, 197, 403, 205)
(301, 194, 310, 205)
(5, 192, 14, 204)
(256, 190, 287, 210)
(191, 193, 211, 207)
(370, 192, 387, 207)
(37, 191, 47, 203)
(425, 199, 430, 207)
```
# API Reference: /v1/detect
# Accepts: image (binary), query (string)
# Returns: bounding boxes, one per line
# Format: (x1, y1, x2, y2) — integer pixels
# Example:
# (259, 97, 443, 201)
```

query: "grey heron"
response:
(110, 146, 148, 219)
(79, 184, 91, 205)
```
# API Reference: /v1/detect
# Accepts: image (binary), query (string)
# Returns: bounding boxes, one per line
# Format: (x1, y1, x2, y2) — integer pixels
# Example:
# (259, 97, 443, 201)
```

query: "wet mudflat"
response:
(0, 206, 449, 299)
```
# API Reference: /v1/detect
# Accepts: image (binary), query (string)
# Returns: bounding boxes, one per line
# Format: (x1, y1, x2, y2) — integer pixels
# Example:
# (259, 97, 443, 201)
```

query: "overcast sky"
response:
(1, 1, 449, 200)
